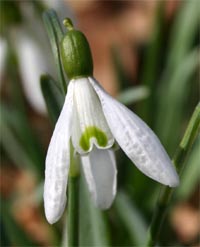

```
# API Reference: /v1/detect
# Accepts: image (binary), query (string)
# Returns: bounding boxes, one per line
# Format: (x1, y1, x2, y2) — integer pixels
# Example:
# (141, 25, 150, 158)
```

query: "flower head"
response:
(44, 18, 179, 224)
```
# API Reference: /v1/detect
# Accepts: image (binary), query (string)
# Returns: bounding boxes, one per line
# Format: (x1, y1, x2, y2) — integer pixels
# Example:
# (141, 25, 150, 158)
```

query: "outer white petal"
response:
(71, 78, 114, 154)
(81, 148, 117, 209)
(16, 32, 47, 114)
(44, 82, 74, 224)
(89, 77, 179, 187)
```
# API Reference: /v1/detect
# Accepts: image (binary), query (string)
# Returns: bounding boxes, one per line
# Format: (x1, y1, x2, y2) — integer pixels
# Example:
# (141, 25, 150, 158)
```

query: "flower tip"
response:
(63, 17, 74, 31)
(44, 199, 64, 224)
(46, 217, 56, 225)
(96, 203, 111, 211)
(168, 175, 180, 188)
(45, 209, 60, 225)
(94, 198, 114, 210)
(162, 170, 179, 188)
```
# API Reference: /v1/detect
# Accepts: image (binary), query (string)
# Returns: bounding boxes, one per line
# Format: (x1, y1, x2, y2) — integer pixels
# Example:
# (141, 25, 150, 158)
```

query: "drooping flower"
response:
(44, 18, 179, 224)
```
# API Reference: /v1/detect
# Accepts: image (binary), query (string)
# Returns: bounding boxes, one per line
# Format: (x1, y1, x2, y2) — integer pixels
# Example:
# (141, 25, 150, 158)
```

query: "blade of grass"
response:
(146, 102, 200, 246)
(115, 191, 147, 246)
(166, 1, 199, 71)
(0, 117, 37, 173)
(117, 86, 149, 105)
(156, 48, 199, 153)
(43, 9, 67, 94)
(155, 0, 199, 152)
(176, 138, 200, 200)
(78, 173, 110, 246)
(141, 1, 166, 125)
(1, 104, 44, 176)
(40, 74, 64, 124)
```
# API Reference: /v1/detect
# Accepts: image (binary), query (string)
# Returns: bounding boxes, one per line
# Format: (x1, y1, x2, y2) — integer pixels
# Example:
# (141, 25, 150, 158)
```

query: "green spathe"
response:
(61, 19, 93, 79)
(80, 126, 108, 151)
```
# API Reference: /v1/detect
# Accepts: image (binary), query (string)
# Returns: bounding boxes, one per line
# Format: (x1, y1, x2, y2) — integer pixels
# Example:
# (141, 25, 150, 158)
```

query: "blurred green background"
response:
(0, 0, 199, 246)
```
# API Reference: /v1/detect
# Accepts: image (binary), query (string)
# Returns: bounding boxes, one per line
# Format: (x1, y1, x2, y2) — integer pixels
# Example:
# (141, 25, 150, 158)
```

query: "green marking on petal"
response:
(79, 126, 108, 151)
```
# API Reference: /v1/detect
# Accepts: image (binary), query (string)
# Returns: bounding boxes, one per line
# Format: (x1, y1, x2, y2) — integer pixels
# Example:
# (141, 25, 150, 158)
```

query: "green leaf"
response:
(79, 174, 110, 246)
(156, 49, 199, 153)
(176, 138, 200, 200)
(146, 102, 200, 247)
(155, 0, 199, 152)
(0, 116, 36, 172)
(166, 1, 199, 71)
(114, 191, 147, 246)
(173, 102, 200, 174)
(40, 74, 64, 125)
(117, 86, 150, 105)
(0, 104, 45, 177)
(43, 9, 67, 94)
(140, 1, 166, 125)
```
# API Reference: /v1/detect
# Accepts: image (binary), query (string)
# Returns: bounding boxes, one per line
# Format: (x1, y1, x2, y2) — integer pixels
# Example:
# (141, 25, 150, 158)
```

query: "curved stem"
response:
(146, 102, 200, 246)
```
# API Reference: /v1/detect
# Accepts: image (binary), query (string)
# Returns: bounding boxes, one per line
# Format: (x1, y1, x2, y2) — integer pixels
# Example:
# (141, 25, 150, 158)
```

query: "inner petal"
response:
(71, 78, 114, 154)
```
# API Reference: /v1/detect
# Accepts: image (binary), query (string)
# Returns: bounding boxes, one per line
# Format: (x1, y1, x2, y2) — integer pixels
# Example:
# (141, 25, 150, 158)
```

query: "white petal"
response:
(71, 77, 114, 154)
(44, 82, 74, 224)
(81, 148, 117, 209)
(89, 77, 179, 187)
(16, 32, 47, 114)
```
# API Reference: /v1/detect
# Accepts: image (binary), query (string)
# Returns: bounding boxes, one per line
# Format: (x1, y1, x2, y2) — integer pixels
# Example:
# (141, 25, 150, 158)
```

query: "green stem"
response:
(68, 176, 79, 247)
(67, 143, 80, 247)
(146, 102, 200, 247)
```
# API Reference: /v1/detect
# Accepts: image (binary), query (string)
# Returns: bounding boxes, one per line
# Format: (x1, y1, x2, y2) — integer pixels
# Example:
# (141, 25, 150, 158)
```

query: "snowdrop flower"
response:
(44, 18, 179, 224)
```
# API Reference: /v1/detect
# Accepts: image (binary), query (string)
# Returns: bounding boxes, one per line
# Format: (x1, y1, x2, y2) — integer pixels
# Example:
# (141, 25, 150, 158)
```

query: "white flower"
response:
(44, 76, 179, 224)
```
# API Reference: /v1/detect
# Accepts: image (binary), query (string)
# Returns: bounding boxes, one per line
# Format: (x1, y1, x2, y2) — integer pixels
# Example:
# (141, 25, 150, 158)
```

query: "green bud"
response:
(60, 18, 93, 80)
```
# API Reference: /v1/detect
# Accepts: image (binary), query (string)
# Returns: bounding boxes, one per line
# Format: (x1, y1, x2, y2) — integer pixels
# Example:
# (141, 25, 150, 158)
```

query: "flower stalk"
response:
(68, 127, 80, 247)
(146, 102, 200, 246)
(68, 175, 79, 247)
